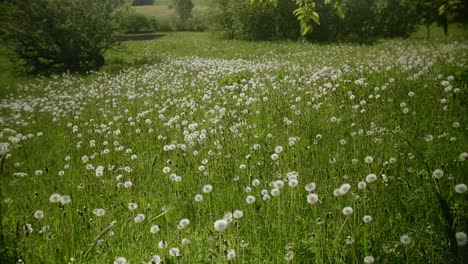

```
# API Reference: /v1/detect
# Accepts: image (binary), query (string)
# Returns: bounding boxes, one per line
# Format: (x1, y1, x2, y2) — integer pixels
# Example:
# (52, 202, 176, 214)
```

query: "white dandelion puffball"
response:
(339, 183, 351, 195)
(400, 234, 411, 245)
(271, 153, 279, 161)
(432, 169, 444, 179)
(456, 232, 467, 246)
(203, 184, 213, 193)
(274, 146, 283, 153)
(128, 202, 138, 211)
(362, 215, 373, 223)
(179, 218, 190, 228)
(305, 182, 316, 192)
(358, 181, 367, 190)
(150, 225, 160, 234)
(227, 249, 236, 260)
(34, 210, 44, 220)
(364, 256, 374, 264)
(134, 213, 145, 223)
(459, 152, 468, 161)
(49, 193, 61, 203)
(92, 208, 106, 217)
(366, 173, 377, 183)
(194, 194, 203, 202)
(364, 156, 374, 164)
(455, 184, 467, 194)
(342, 207, 353, 216)
(214, 219, 228, 232)
(245, 195, 256, 204)
(60, 195, 71, 205)
(114, 257, 127, 264)
(307, 193, 319, 205)
(169, 247, 180, 257)
(151, 255, 161, 264)
(233, 210, 243, 219)
(158, 240, 168, 249)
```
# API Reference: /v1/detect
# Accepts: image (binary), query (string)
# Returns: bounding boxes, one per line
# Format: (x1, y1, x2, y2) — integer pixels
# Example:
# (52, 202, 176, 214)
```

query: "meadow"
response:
(0, 30, 467, 263)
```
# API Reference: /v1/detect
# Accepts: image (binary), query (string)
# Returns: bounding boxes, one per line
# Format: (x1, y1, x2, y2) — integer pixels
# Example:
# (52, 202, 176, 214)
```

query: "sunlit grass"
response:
(0, 30, 467, 263)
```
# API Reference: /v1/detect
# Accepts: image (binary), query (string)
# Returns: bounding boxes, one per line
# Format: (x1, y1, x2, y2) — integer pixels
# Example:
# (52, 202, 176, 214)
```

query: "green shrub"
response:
(0, 0, 129, 73)
(122, 13, 158, 33)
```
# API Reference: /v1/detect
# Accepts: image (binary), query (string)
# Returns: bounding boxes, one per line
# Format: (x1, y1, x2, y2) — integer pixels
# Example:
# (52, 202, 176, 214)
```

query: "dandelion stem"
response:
(83, 220, 117, 259)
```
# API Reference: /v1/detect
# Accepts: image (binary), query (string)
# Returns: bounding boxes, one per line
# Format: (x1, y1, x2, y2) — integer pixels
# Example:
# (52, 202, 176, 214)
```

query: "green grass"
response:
(0, 28, 467, 263)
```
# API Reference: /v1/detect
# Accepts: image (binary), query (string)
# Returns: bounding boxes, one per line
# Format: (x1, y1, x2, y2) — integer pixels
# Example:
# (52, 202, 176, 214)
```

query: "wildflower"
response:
(169, 247, 180, 257)
(150, 255, 161, 264)
(214, 219, 228, 232)
(227, 249, 236, 260)
(93, 208, 106, 217)
(134, 213, 145, 223)
(306, 193, 319, 205)
(233, 210, 243, 219)
(362, 215, 373, 223)
(459, 152, 468, 161)
(203, 184, 213, 193)
(342, 207, 353, 216)
(179, 218, 190, 229)
(49, 193, 61, 203)
(182, 238, 190, 245)
(113, 257, 127, 264)
(271, 153, 279, 161)
(35, 170, 43, 176)
(358, 181, 367, 189)
(455, 184, 467, 194)
(150, 225, 160, 234)
(271, 188, 280, 197)
(339, 183, 351, 195)
(34, 210, 44, 220)
(252, 179, 260, 186)
(128, 202, 138, 211)
(345, 236, 354, 244)
(124, 181, 133, 188)
(455, 232, 467, 246)
(288, 179, 299, 188)
(194, 194, 203, 202)
(364, 256, 374, 264)
(364, 156, 374, 164)
(366, 174, 377, 183)
(400, 234, 411, 245)
(305, 182, 316, 192)
(245, 195, 256, 204)
(275, 146, 283, 153)
(432, 169, 444, 179)
(162, 167, 170, 174)
(60, 195, 71, 205)
(158, 240, 168, 249)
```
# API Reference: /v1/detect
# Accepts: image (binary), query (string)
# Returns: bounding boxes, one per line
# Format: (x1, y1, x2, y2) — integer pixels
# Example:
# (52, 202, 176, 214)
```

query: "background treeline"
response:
(216, 0, 467, 41)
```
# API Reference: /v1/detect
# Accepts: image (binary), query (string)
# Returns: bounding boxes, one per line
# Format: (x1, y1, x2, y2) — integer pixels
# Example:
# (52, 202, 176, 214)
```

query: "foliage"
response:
(132, 0, 154, 5)
(174, 0, 194, 21)
(0, 0, 129, 73)
(121, 13, 158, 33)
(0, 32, 467, 263)
(218, 0, 420, 42)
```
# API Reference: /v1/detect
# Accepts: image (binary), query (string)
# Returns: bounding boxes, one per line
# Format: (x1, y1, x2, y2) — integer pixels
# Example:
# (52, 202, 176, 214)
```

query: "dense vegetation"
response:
(0, 31, 467, 263)
(0, 0, 467, 263)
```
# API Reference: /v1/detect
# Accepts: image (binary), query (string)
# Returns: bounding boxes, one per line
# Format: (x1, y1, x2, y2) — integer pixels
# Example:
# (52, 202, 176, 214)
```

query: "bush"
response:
(0, 0, 129, 73)
(217, 0, 419, 42)
(122, 13, 158, 33)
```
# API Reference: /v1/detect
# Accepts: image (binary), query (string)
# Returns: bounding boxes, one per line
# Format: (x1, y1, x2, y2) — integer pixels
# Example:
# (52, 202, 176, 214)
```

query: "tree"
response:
(174, 0, 194, 22)
(251, 0, 344, 36)
(0, 0, 129, 73)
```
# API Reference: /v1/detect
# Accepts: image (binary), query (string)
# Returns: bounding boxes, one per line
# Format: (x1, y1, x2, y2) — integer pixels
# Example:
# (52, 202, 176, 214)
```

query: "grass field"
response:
(0, 28, 467, 263)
